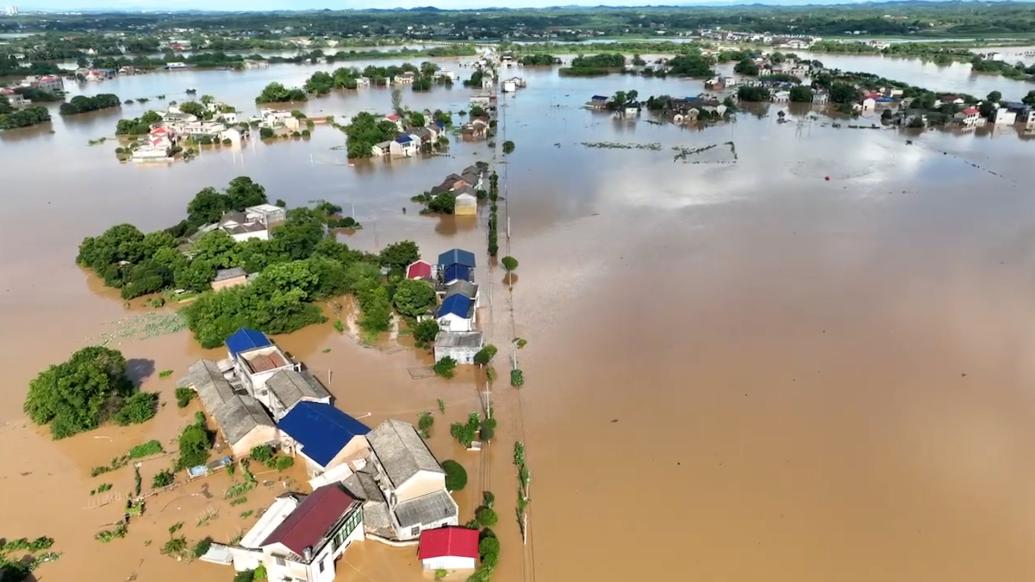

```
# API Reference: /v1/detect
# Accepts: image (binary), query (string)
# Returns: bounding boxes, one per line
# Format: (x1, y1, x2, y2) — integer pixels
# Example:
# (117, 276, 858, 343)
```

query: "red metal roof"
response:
(418, 526, 479, 560)
(406, 260, 433, 280)
(262, 484, 357, 557)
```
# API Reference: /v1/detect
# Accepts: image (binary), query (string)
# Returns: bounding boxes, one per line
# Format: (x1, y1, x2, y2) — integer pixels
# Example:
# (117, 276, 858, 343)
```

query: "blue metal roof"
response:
(277, 402, 370, 468)
(225, 328, 272, 358)
(395, 134, 413, 144)
(438, 248, 476, 268)
(437, 294, 473, 319)
(442, 263, 473, 284)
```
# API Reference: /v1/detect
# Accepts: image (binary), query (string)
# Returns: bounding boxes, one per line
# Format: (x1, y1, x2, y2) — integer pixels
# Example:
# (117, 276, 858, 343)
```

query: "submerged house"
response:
(362, 419, 459, 540)
(419, 526, 479, 572)
(227, 484, 365, 582)
(434, 331, 483, 364)
(438, 249, 476, 285)
(277, 402, 372, 477)
(180, 360, 277, 458)
(436, 294, 476, 332)
(226, 328, 299, 396)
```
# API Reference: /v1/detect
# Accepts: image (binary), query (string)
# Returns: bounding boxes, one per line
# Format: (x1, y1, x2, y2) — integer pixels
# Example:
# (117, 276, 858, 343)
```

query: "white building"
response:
(994, 108, 1017, 125)
(225, 485, 365, 582)
(434, 331, 483, 364)
(225, 328, 299, 393)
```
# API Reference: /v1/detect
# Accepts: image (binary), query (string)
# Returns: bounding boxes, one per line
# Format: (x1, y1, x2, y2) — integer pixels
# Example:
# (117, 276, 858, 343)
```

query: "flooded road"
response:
(2, 58, 1035, 581)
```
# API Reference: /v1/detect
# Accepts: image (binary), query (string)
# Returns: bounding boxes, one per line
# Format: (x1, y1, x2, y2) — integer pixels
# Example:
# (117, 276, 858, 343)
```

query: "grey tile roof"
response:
(213, 267, 247, 282)
(343, 468, 395, 537)
(435, 331, 483, 349)
(444, 280, 478, 300)
(394, 490, 458, 528)
(265, 370, 331, 414)
(367, 419, 443, 489)
(181, 359, 274, 447)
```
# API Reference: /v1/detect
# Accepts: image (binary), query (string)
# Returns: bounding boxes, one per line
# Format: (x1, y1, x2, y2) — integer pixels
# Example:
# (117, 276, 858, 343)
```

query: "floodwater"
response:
(795, 50, 1035, 101)
(3, 56, 1035, 582)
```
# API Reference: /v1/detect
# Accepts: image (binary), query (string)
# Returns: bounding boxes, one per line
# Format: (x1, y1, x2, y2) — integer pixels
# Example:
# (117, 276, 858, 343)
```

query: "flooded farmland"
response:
(3, 55, 1035, 582)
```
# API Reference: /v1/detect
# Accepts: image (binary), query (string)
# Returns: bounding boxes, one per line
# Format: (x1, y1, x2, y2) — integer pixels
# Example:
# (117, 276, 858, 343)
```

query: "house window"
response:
(319, 560, 325, 573)
(275, 557, 286, 566)
(410, 526, 420, 537)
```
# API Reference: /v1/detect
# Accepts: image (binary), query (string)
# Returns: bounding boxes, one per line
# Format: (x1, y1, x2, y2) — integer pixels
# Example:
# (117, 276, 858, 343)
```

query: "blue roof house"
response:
(438, 249, 476, 284)
(390, 133, 420, 158)
(277, 402, 372, 476)
(436, 294, 475, 332)
(225, 328, 272, 359)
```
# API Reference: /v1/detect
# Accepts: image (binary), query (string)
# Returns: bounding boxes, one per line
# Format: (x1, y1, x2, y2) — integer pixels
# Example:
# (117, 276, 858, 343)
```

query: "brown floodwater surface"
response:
(2, 59, 1035, 581)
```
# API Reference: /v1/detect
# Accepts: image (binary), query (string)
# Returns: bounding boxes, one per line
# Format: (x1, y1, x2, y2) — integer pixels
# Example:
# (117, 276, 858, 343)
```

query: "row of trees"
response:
(0, 101, 51, 130)
(560, 53, 626, 76)
(342, 111, 398, 159)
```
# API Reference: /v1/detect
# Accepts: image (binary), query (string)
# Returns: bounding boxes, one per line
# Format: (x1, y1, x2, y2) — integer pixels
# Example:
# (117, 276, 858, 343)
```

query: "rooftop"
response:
(438, 248, 476, 268)
(367, 419, 443, 489)
(407, 260, 434, 280)
(265, 370, 331, 415)
(418, 526, 479, 560)
(435, 331, 483, 349)
(437, 294, 474, 319)
(213, 267, 247, 282)
(225, 328, 272, 358)
(180, 359, 275, 447)
(261, 484, 358, 559)
(444, 280, 478, 300)
(278, 402, 370, 468)
(241, 348, 290, 374)
(395, 490, 458, 528)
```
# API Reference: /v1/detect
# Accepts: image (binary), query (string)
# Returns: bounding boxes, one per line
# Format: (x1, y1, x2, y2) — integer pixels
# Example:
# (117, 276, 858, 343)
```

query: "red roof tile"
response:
(418, 526, 479, 560)
(262, 484, 357, 557)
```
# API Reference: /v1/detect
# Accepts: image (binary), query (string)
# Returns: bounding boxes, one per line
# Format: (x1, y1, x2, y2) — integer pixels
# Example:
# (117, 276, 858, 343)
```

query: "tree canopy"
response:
(24, 346, 135, 439)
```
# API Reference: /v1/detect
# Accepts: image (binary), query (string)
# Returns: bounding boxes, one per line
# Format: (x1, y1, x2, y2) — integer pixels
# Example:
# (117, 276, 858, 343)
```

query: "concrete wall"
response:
(423, 555, 476, 571)
(396, 471, 448, 504)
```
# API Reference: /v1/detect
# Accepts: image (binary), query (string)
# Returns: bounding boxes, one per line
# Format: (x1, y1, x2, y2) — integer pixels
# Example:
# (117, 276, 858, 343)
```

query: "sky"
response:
(15, 0, 885, 11)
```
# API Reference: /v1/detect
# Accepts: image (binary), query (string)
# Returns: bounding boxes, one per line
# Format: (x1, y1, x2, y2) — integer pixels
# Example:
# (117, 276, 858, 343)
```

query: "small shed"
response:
(406, 260, 434, 281)
(418, 526, 479, 571)
(211, 267, 248, 291)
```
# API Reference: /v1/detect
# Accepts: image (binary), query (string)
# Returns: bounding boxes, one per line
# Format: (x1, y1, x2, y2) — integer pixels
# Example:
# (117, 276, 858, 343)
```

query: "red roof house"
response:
(418, 526, 479, 571)
(262, 484, 358, 558)
(406, 260, 434, 281)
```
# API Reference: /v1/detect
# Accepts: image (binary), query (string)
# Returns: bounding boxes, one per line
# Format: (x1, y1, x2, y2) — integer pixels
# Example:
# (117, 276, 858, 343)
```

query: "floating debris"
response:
(672, 141, 738, 164)
(96, 312, 187, 345)
(581, 141, 662, 151)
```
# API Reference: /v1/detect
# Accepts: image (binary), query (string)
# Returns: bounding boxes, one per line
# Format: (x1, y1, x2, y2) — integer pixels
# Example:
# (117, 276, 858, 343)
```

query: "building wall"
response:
(212, 275, 247, 291)
(230, 426, 279, 459)
(437, 314, 474, 332)
(396, 471, 448, 504)
(435, 345, 479, 364)
(423, 556, 476, 571)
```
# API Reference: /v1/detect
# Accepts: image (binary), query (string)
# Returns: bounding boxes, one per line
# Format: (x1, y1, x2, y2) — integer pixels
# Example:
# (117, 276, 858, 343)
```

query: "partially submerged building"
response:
(226, 484, 365, 582)
(434, 331, 483, 364)
(179, 360, 277, 458)
(226, 328, 299, 395)
(278, 402, 371, 477)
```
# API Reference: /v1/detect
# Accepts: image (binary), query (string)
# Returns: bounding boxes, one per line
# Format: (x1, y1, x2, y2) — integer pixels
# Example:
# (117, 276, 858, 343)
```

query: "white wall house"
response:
(229, 485, 365, 582)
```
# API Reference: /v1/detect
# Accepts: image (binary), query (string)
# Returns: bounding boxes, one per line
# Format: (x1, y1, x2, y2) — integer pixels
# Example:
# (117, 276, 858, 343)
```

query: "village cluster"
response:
(181, 245, 489, 582)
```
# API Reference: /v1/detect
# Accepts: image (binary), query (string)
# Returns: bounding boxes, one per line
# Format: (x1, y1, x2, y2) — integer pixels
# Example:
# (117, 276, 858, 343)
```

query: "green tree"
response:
(24, 346, 133, 439)
(434, 357, 458, 379)
(500, 256, 518, 272)
(112, 392, 159, 426)
(393, 279, 437, 318)
(412, 319, 441, 348)
(987, 90, 1002, 103)
(473, 345, 498, 366)
(502, 140, 515, 154)
(789, 86, 814, 103)
(379, 241, 420, 276)
(1023, 90, 1035, 106)
(734, 59, 759, 76)
(418, 411, 434, 437)
(176, 418, 212, 469)
(441, 459, 467, 491)
(226, 176, 268, 210)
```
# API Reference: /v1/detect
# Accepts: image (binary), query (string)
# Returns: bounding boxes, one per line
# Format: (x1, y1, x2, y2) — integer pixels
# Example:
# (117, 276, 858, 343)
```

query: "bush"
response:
(418, 411, 434, 438)
(175, 387, 195, 408)
(502, 140, 515, 154)
(510, 369, 525, 387)
(475, 505, 498, 528)
(153, 469, 175, 488)
(501, 256, 519, 272)
(479, 536, 500, 565)
(129, 439, 163, 459)
(250, 444, 275, 463)
(434, 357, 457, 378)
(112, 392, 159, 426)
(412, 319, 440, 349)
(473, 344, 498, 366)
(176, 417, 212, 469)
(442, 460, 467, 491)
(273, 456, 295, 471)
(192, 537, 213, 559)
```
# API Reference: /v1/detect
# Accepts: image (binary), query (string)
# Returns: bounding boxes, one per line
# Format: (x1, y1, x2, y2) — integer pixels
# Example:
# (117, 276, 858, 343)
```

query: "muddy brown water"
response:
(2, 58, 1035, 581)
